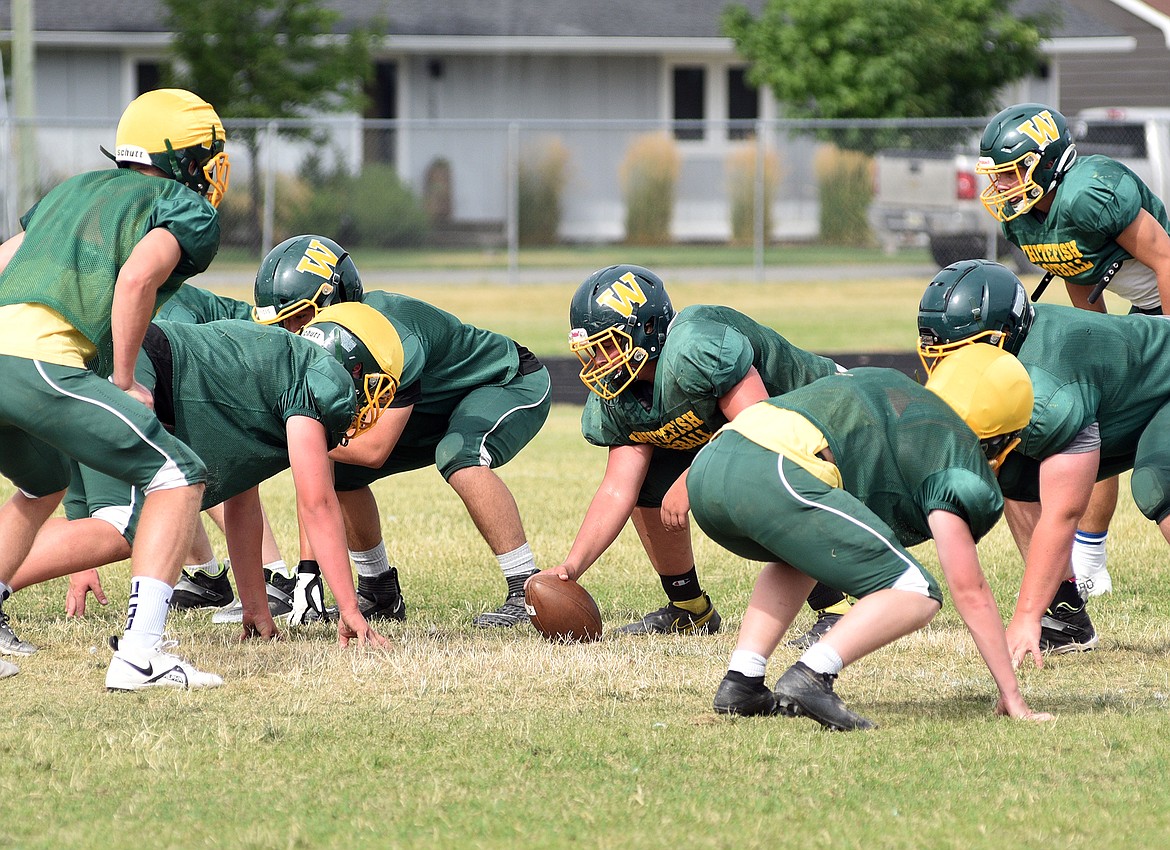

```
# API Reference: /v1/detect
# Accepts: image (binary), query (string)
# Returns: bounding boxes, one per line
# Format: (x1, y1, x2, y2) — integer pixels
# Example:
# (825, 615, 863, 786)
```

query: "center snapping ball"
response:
(524, 573, 602, 643)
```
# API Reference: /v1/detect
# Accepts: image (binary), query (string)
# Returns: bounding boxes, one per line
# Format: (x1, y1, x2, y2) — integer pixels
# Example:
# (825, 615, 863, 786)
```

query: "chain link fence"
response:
(1, 114, 1157, 274)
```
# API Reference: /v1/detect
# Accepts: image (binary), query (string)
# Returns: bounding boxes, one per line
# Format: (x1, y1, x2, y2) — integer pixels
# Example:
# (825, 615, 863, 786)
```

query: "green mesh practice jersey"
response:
(581, 305, 840, 449)
(152, 319, 355, 507)
(1014, 304, 1170, 462)
(0, 169, 220, 377)
(752, 368, 1003, 546)
(362, 291, 520, 412)
(156, 284, 252, 324)
(1004, 156, 1168, 294)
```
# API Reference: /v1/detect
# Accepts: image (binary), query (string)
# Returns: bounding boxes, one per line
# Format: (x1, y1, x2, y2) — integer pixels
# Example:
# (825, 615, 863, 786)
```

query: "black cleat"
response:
(357, 567, 406, 622)
(171, 567, 234, 610)
(1039, 584, 1098, 654)
(773, 662, 876, 731)
(786, 611, 843, 649)
(614, 594, 721, 635)
(473, 595, 529, 628)
(0, 605, 37, 656)
(713, 673, 779, 716)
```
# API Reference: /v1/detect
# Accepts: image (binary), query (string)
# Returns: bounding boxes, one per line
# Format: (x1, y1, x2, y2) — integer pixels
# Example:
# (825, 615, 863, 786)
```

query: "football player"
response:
(253, 235, 552, 627)
(0, 89, 228, 687)
(919, 259, 1170, 667)
(538, 264, 852, 640)
(6, 303, 402, 650)
(977, 103, 1170, 598)
(694, 346, 1051, 730)
(11, 285, 295, 624)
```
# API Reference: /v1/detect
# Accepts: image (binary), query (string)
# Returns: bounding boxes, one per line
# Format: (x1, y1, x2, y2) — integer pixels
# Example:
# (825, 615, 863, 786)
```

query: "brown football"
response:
(524, 573, 602, 643)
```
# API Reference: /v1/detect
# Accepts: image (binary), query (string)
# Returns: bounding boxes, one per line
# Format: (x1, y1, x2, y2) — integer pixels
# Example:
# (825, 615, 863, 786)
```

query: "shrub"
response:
(518, 136, 570, 246)
(815, 146, 875, 247)
(726, 142, 782, 245)
(284, 159, 428, 249)
(620, 132, 679, 245)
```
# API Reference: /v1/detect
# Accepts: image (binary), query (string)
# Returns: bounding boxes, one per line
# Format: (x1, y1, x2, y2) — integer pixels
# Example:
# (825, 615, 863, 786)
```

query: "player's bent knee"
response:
(1131, 467, 1170, 523)
(436, 432, 478, 481)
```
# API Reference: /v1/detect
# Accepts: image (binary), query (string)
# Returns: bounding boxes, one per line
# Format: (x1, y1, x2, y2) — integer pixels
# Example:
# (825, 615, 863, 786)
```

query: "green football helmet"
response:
(252, 235, 363, 330)
(568, 264, 674, 400)
(917, 259, 1035, 374)
(977, 103, 1076, 222)
(302, 303, 403, 440)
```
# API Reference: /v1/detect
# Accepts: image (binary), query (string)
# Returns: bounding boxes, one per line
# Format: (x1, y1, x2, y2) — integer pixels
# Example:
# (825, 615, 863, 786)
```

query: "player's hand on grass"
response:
(337, 610, 388, 649)
(1007, 616, 1044, 670)
(240, 611, 281, 642)
(65, 569, 108, 617)
(995, 694, 1054, 722)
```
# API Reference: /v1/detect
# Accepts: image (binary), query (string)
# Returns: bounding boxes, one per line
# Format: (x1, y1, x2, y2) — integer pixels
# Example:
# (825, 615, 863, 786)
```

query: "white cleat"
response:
(105, 636, 224, 691)
(0, 658, 18, 679)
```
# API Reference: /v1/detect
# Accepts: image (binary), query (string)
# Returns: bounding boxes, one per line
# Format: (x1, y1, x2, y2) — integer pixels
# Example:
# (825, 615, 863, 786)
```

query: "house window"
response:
(727, 67, 759, 140)
(672, 66, 706, 141)
(135, 61, 165, 95)
(364, 61, 398, 164)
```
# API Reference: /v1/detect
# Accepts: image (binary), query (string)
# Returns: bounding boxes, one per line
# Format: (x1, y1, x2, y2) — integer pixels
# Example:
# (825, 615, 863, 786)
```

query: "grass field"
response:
(2, 267, 1167, 850)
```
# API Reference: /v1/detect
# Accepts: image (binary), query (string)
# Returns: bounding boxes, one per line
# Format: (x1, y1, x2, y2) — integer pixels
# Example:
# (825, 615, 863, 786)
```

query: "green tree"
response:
(723, 0, 1054, 152)
(160, 0, 376, 252)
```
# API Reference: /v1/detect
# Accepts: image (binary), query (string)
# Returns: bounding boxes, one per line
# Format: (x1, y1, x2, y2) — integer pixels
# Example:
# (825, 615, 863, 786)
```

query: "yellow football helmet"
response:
(111, 89, 230, 207)
(925, 344, 1033, 473)
(302, 303, 404, 440)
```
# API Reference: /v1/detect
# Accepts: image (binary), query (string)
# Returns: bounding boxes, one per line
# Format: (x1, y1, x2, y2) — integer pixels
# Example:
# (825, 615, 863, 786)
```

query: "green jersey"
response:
(156, 284, 252, 323)
(361, 291, 520, 413)
(1004, 155, 1168, 310)
(0, 169, 220, 377)
(1014, 304, 1170, 463)
(745, 368, 1003, 546)
(582, 304, 839, 450)
(149, 319, 355, 507)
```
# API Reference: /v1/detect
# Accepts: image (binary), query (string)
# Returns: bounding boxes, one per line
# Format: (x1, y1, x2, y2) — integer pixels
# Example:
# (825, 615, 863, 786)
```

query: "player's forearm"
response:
(1014, 517, 1075, 624)
(301, 501, 361, 616)
(952, 580, 1026, 704)
(562, 493, 635, 578)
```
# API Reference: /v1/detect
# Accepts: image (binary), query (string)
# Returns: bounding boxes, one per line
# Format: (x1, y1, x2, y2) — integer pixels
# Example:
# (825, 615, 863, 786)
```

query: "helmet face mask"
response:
(568, 264, 674, 400)
(252, 235, 363, 330)
(917, 260, 1034, 375)
(977, 103, 1075, 223)
(924, 344, 1034, 474)
(301, 303, 404, 441)
(112, 89, 231, 207)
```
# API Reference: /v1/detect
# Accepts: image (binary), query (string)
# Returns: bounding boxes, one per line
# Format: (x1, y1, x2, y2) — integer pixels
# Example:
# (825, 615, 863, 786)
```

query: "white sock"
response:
(800, 642, 844, 676)
(0, 581, 12, 602)
(120, 576, 172, 651)
(1071, 530, 1108, 580)
(186, 557, 219, 576)
(264, 559, 292, 579)
(497, 542, 536, 577)
(350, 542, 390, 578)
(728, 649, 768, 679)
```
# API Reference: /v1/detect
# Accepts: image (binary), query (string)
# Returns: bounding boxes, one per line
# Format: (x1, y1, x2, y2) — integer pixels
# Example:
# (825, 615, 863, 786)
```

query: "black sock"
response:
(1048, 578, 1084, 614)
(505, 570, 537, 598)
(297, 559, 321, 576)
(660, 566, 702, 603)
(724, 669, 765, 688)
(359, 566, 401, 599)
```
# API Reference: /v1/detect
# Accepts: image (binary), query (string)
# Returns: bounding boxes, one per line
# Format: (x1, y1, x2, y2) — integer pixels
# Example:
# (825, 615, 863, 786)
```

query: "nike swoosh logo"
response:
(120, 658, 154, 677)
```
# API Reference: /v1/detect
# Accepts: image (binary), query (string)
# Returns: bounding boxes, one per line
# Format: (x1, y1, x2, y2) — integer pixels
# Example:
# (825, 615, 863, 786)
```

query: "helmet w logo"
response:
(1016, 111, 1061, 146)
(296, 239, 341, 281)
(595, 272, 648, 318)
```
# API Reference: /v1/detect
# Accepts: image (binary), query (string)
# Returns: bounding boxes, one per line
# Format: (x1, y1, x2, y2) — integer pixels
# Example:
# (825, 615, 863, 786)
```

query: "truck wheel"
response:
(929, 235, 986, 268)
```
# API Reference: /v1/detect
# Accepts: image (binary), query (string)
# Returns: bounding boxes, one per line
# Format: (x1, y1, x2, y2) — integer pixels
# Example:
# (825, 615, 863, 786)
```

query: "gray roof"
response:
(0, 0, 1128, 40)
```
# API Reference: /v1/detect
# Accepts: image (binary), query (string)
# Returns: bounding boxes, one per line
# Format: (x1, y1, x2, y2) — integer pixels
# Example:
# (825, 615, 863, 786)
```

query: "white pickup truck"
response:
(869, 107, 1170, 269)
